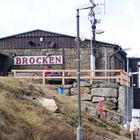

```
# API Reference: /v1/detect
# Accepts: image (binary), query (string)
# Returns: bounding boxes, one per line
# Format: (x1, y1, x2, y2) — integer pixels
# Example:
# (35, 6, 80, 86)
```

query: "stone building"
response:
(0, 29, 134, 124)
(0, 29, 127, 75)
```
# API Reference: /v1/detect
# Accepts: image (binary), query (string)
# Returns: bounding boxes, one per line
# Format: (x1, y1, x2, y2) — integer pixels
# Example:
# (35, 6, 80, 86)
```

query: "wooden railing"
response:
(11, 69, 129, 86)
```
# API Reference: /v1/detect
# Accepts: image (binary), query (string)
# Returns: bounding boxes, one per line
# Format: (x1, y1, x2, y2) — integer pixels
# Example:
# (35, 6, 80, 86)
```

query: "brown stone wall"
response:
(0, 45, 125, 72)
(0, 47, 91, 70)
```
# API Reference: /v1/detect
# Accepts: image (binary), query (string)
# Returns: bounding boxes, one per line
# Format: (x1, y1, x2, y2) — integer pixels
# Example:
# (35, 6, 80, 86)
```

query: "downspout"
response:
(104, 47, 107, 77)
(108, 47, 121, 69)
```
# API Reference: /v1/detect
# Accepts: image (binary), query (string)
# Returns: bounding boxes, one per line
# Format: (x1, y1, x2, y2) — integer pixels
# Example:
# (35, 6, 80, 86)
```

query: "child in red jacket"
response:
(96, 100, 104, 118)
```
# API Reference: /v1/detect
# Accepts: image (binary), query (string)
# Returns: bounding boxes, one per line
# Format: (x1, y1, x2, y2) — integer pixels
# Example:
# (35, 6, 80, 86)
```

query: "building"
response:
(129, 57, 140, 109)
(0, 29, 127, 76)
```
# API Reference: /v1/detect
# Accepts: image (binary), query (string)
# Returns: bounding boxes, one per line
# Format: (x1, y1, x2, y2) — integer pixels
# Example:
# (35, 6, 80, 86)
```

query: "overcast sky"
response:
(0, 0, 139, 57)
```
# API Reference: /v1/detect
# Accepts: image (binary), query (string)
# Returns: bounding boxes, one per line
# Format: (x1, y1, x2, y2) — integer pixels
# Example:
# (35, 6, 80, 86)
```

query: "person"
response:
(44, 66, 51, 76)
(96, 100, 104, 119)
(57, 85, 64, 95)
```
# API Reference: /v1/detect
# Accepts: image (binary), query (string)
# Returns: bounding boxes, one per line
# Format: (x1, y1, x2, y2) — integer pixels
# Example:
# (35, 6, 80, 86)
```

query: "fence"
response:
(11, 69, 129, 86)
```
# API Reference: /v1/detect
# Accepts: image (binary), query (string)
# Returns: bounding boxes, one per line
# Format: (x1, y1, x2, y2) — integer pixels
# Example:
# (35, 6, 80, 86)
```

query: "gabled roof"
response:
(0, 29, 75, 40)
(0, 28, 124, 51)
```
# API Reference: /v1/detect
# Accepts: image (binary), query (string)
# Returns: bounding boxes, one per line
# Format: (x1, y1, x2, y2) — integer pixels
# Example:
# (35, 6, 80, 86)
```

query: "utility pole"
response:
(76, 2, 96, 139)
(88, 0, 103, 78)
(89, 0, 96, 77)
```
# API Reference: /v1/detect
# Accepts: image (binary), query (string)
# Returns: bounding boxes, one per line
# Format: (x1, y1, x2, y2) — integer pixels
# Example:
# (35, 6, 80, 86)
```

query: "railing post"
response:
(13, 70, 16, 77)
(120, 71, 123, 85)
(90, 70, 93, 84)
(42, 70, 45, 85)
(62, 71, 65, 85)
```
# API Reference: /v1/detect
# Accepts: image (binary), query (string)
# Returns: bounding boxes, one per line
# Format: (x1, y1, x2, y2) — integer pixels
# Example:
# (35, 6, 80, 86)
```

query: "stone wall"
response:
(0, 48, 90, 70)
(0, 44, 126, 71)
(47, 80, 133, 124)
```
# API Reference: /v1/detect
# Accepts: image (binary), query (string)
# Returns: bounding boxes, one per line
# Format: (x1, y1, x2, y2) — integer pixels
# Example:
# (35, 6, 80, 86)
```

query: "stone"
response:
(63, 84, 73, 89)
(63, 89, 70, 95)
(92, 97, 105, 103)
(73, 81, 91, 87)
(46, 84, 59, 90)
(72, 94, 92, 101)
(38, 98, 58, 112)
(103, 101, 116, 110)
(71, 87, 90, 95)
(109, 98, 117, 104)
(91, 88, 117, 97)
(99, 82, 118, 88)
(81, 103, 96, 115)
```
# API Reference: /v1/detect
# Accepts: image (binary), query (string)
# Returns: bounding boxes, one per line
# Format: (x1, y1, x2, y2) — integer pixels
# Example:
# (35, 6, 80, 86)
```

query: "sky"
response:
(0, 0, 139, 57)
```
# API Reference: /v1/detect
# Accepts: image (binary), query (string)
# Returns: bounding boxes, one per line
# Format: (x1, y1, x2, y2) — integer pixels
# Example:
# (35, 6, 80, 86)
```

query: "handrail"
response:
(11, 69, 129, 86)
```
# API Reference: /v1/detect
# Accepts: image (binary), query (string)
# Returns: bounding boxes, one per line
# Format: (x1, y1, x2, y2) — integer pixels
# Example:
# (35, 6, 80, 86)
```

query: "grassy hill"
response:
(0, 77, 130, 140)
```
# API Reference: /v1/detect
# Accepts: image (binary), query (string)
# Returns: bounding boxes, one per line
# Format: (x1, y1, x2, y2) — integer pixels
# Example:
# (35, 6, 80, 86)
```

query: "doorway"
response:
(0, 54, 10, 76)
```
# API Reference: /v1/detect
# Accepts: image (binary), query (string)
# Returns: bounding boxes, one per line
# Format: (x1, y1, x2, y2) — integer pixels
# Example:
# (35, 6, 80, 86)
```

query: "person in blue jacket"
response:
(57, 85, 64, 95)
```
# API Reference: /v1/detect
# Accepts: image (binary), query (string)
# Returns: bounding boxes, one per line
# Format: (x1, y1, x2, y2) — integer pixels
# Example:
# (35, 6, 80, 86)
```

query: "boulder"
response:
(38, 98, 58, 112)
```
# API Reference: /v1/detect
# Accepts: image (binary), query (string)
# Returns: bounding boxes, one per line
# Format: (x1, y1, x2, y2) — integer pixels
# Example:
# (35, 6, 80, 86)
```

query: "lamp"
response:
(76, 2, 96, 140)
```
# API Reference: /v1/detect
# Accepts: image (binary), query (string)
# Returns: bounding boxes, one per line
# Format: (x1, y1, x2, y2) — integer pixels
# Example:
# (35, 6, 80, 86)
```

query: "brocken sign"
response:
(14, 55, 63, 65)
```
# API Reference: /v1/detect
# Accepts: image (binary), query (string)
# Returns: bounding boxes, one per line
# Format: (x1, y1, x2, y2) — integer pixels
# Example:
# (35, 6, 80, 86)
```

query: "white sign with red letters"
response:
(14, 55, 63, 65)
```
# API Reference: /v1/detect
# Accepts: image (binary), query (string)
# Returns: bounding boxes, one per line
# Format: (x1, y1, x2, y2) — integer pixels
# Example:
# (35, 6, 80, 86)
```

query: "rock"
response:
(109, 98, 117, 104)
(46, 85, 59, 90)
(71, 87, 90, 95)
(81, 103, 96, 115)
(63, 89, 70, 95)
(72, 94, 92, 101)
(92, 81, 117, 88)
(92, 97, 105, 103)
(91, 88, 117, 97)
(63, 84, 73, 89)
(103, 101, 116, 110)
(81, 94, 92, 101)
(73, 81, 91, 87)
(99, 82, 118, 88)
(38, 98, 58, 112)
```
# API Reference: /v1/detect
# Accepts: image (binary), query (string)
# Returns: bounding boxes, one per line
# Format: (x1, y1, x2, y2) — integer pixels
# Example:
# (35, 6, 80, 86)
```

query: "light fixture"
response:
(96, 19, 101, 24)
(40, 37, 43, 42)
(96, 29, 105, 34)
(76, 3, 95, 10)
(11, 52, 16, 57)
(94, 5, 102, 14)
(80, 34, 86, 41)
(46, 52, 50, 56)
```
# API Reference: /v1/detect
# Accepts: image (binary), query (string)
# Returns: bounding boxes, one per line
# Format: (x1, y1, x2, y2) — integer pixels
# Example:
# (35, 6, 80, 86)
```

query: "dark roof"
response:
(129, 57, 140, 62)
(0, 29, 125, 52)
(129, 57, 140, 60)
(0, 29, 121, 46)
(0, 29, 76, 40)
